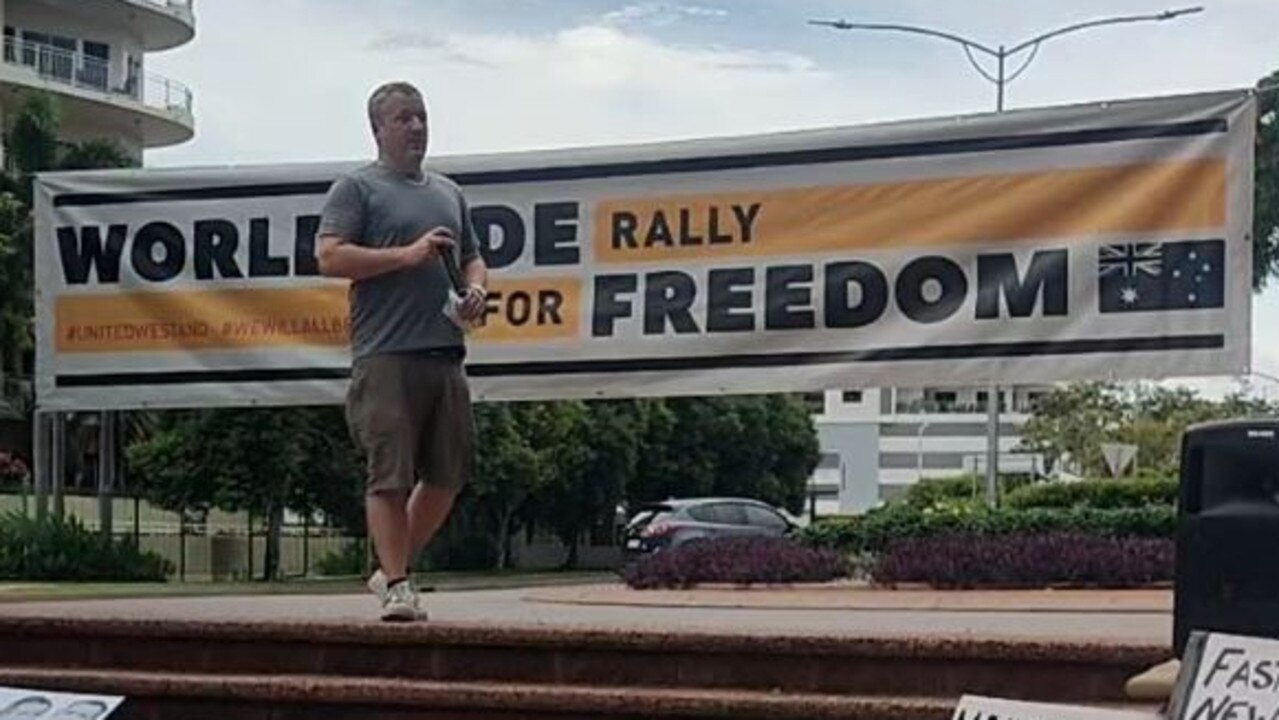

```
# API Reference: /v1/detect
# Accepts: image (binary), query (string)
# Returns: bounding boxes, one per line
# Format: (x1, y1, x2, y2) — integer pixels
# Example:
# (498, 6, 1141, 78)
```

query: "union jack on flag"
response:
(1098, 243, 1164, 278)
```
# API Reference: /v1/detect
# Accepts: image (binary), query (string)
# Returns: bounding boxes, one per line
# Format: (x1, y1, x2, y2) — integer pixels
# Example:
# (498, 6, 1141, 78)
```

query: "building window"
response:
(842, 390, 863, 404)
(975, 391, 1008, 412)
(933, 391, 957, 411)
(801, 392, 825, 414)
(81, 40, 109, 90)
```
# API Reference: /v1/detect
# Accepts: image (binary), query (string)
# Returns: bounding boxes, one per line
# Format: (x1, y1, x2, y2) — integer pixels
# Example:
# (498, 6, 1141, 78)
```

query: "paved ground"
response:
(0, 582, 1174, 646)
(525, 583, 1172, 613)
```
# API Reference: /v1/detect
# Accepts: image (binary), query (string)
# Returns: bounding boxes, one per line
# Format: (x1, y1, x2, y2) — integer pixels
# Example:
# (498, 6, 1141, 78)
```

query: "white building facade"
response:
(807, 385, 1048, 515)
(0, 0, 194, 431)
(0, 0, 194, 161)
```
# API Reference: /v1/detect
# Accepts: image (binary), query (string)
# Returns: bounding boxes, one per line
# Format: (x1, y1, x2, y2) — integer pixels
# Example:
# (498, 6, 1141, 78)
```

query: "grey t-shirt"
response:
(317, 162, 480, 360)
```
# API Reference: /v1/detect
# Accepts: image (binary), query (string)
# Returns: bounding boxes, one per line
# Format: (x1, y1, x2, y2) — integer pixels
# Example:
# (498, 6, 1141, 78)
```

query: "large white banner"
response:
(34, 89, 1255, 411)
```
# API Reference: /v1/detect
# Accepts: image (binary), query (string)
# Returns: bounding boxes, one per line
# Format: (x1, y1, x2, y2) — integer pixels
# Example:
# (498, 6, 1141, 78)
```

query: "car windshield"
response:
(626, 505, 672, 532)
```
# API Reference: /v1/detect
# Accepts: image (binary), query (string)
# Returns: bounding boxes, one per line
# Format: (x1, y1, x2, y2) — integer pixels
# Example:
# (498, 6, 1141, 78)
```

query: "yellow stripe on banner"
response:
(55, 279, 586, 353)
(56, 286, 351, 353)
(593, 159, 1226, 263)
(472, 277, 582, 343)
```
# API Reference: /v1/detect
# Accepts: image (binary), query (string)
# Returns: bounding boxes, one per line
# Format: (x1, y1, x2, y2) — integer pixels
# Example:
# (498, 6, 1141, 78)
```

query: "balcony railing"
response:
(129, 0, 194, 17)
(894, 400, 1039, 415)
(2, 37, 192, 117)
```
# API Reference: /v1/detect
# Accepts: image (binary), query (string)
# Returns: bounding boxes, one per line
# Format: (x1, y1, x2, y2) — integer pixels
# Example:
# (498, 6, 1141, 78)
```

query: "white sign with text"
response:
(1177, 633, 1279, 720)
(953, 695, 1161, 720)
(0, 686, 123, 719)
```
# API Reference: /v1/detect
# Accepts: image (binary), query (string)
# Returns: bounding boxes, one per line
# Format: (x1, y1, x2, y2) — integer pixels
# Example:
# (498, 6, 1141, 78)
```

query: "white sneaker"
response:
(380, 580, 418, 622)
(367, 569, 388, 600)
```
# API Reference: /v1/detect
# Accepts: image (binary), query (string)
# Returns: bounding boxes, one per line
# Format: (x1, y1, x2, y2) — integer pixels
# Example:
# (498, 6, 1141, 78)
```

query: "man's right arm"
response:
(317, 230, 455, 281)
(314, 175, 455, 281)
(316, 235, 411, 281)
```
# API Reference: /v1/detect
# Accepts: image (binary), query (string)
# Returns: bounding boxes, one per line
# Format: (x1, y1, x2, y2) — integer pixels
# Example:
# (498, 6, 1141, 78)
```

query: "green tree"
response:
(1255, 68, 1279, 289)
(0, 91, 134, 388)
(1019, 382, 1125, 476)
(528, 401, 633, 569)
(626, 396, 819, 515)
(469, 402, 547, 568)
(1020, 382, 1279, 477)
(127, 407, 362, 580)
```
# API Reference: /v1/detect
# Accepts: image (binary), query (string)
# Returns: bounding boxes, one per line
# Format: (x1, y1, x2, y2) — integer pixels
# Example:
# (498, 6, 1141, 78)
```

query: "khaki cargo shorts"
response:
(345, 350, 475, 495)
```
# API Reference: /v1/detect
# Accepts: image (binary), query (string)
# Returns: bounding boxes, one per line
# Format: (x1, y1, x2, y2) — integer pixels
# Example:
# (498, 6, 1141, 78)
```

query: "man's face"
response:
(375, 91, 428, 165)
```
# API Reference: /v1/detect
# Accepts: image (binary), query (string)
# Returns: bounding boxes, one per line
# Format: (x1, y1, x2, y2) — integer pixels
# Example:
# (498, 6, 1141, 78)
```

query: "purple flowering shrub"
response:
(621, 536, 849, 589)
(870, 532, 1173, 589)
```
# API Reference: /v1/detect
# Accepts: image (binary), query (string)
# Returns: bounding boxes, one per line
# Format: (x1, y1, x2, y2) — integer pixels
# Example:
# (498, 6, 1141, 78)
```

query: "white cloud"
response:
(601, 3, 728, 27)
(146, 2, 929, 166)
(142, 0, 1279, 394)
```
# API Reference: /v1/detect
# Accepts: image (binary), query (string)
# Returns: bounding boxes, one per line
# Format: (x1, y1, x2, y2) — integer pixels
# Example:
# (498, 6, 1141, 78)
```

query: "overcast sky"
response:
(143, 0, 1279, 398)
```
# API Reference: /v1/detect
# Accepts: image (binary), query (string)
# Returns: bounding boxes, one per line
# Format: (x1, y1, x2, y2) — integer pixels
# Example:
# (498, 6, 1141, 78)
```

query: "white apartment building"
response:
(0, 0, 195, 162)
(806, 385, 1048, 515)
(0, 0, 194, 430)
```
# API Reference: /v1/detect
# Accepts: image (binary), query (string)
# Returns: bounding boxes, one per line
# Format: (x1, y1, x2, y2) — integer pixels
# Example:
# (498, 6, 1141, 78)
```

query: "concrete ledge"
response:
(525, 584, 1173, 614)
(0, 615, 1168, 663)
(0, 668, 958, 720)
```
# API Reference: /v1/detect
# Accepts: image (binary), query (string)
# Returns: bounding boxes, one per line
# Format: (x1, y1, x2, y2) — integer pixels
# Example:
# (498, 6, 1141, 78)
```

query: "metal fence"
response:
(0, 492, 360, 582)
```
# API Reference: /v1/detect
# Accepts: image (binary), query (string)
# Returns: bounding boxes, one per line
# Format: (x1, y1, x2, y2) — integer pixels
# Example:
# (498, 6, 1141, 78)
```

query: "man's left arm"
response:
(457, 193, 489, 320)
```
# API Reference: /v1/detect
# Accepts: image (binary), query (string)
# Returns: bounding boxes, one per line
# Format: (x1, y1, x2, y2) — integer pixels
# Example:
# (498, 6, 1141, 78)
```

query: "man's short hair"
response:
(367, 81, 422, 132)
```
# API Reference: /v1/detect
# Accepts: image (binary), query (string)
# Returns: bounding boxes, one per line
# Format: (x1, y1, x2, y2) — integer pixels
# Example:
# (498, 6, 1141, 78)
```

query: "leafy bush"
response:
(621, 536, 849, 589)
(871, 532, 1173, 589)
(800, 504, 1174, 556)
(315, 539, 368, 577)
(901, 474, 1036, 509)
(1002, 477, 1177, 510)
(902, 476, 983, 508)
(0, 512, 172, 582)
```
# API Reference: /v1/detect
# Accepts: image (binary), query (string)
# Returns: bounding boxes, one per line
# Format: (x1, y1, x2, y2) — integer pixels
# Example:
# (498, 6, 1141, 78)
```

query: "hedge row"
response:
(871, 532, 1173, 589)
(1002, 476, 1177, 510)
(621, 536, 848, 589)
(799, 504, 1175, 556)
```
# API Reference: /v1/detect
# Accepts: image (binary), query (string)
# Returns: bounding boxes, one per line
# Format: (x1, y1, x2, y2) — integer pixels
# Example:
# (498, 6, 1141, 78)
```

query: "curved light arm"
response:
(807, 19, 999, 58)
(1005, 7, 1203, 55)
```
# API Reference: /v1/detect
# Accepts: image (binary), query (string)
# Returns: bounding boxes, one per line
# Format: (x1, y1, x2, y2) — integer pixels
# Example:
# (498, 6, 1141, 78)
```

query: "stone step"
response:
(0, 617, 1167, 702)
(0, 667, 960, 720)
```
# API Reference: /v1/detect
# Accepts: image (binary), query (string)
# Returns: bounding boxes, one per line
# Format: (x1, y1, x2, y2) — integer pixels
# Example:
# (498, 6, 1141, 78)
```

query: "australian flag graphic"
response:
(1098, 240, 1225, 314)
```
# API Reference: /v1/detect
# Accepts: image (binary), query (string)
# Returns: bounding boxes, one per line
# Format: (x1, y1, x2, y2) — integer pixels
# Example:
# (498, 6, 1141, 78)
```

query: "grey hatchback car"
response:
(622, 497, 798, 556)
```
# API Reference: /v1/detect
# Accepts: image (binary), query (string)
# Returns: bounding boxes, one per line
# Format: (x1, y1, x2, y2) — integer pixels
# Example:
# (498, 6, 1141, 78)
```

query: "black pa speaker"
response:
(1173, 418, 1279, 655)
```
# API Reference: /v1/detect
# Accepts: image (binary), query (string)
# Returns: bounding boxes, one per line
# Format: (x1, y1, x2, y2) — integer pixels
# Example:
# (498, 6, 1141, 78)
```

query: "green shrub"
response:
(901, 474, 1038, 509)
(902, 476, 983, 508)
(0, 512, 172, 582)
(800, 504, 1174, 556)
(314, 539, 368, 577)
(1003, 477, 1177, 510)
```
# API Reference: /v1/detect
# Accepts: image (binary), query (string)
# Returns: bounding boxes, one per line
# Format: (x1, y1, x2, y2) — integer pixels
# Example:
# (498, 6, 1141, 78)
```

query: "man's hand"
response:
(458, 283, 487, 321)
(399, 226, 455, 268)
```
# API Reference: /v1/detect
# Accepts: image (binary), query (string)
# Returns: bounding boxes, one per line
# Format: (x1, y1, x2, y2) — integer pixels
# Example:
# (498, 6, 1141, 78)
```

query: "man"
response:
(317, 81, 488, 621)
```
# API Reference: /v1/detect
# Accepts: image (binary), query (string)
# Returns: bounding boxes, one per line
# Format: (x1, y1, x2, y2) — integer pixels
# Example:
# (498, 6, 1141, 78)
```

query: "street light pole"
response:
(808, 7, 1203, 112)
(809, 6, 1203, 507)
